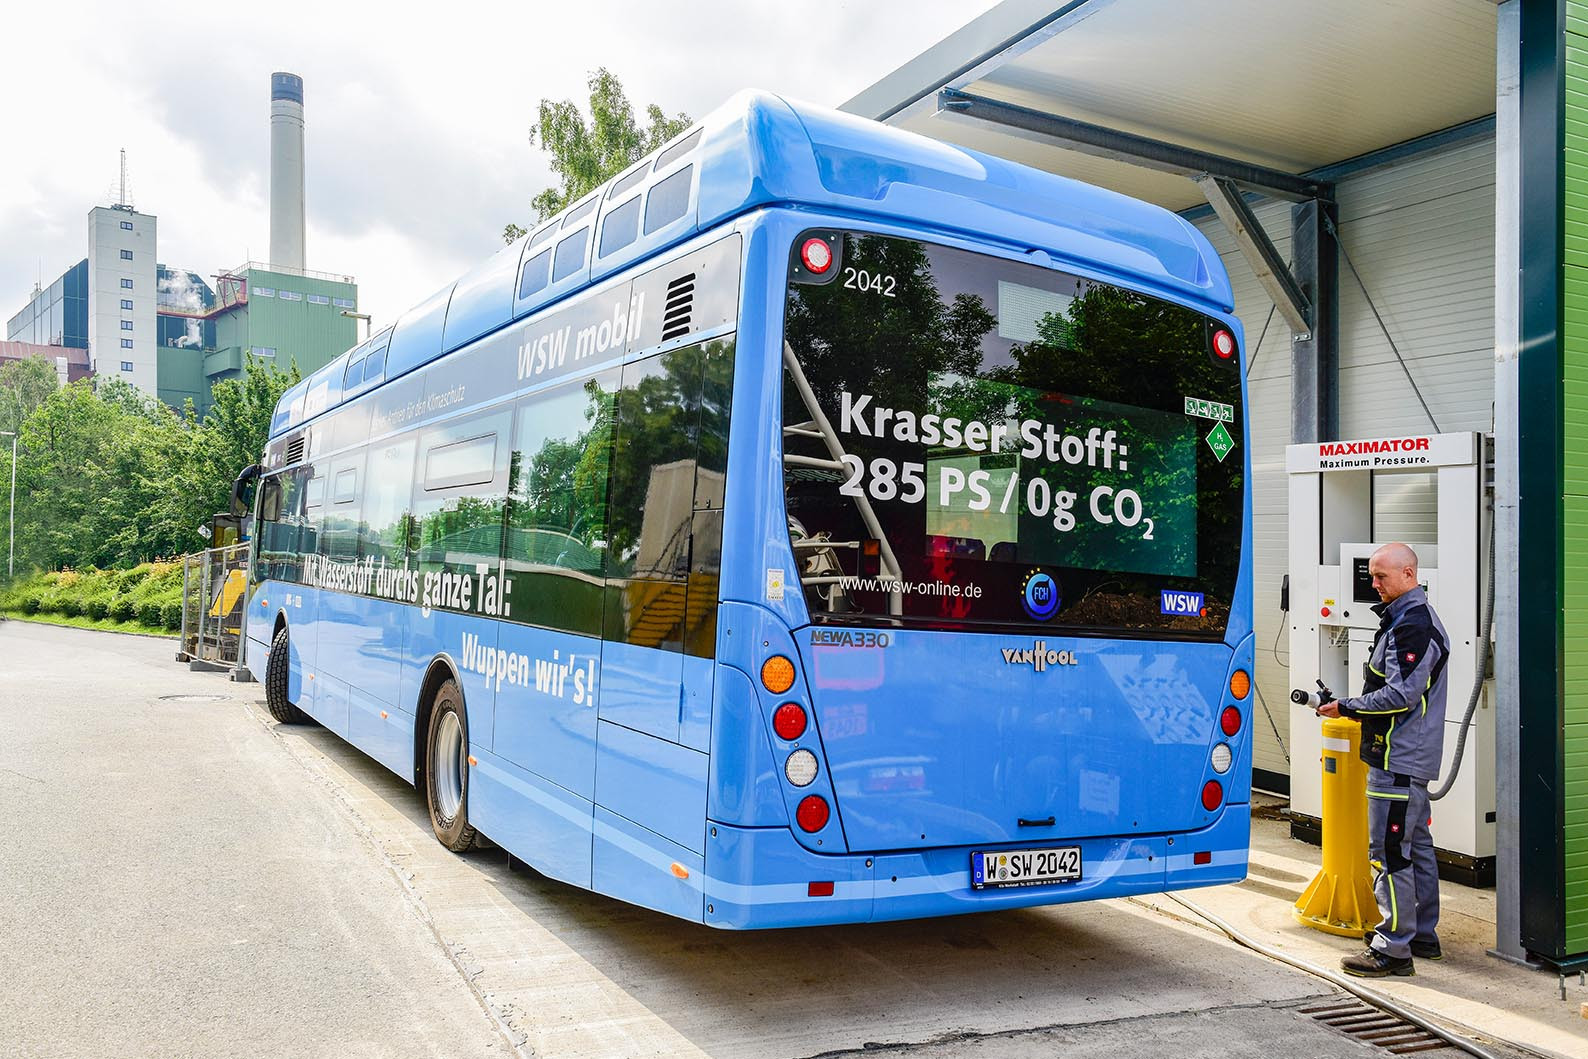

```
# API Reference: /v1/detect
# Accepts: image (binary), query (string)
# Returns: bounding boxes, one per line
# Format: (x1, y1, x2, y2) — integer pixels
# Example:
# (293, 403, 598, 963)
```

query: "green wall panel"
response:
(1561, 0, 1588, 956)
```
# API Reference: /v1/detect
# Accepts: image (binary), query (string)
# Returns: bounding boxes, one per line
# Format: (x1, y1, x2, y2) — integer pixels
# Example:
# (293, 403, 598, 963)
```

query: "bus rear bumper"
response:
(703, 808, 1249, 929)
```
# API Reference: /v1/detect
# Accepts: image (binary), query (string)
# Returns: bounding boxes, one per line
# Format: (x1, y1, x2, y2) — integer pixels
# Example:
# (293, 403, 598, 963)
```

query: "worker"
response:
(1315, 541, 1447, 977)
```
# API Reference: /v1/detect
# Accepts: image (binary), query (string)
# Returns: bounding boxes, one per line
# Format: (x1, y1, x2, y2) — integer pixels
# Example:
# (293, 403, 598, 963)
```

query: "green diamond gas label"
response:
(1205, 421, 1236, 463)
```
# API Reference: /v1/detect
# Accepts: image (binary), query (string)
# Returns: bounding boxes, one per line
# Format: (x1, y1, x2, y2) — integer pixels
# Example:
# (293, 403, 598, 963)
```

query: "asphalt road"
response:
(0, 620, 1468, 1058)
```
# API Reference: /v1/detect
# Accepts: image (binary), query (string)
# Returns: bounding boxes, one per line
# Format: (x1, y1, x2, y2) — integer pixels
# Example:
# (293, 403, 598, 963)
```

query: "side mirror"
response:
(229, 463, 264, 518)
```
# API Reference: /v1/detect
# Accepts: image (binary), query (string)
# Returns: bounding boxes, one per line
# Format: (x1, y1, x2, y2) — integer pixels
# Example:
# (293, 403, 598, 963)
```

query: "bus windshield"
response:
(782, 230, 1243, 637)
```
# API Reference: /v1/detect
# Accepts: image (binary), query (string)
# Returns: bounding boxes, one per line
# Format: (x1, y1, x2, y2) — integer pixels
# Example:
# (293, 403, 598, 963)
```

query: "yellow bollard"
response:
(1294, 715, 1378, 937)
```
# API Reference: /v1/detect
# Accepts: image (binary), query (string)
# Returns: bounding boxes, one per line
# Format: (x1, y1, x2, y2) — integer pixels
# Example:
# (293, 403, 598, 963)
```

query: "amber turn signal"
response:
(1229, 669, 1251, 700)
(761, 655, 796, 694)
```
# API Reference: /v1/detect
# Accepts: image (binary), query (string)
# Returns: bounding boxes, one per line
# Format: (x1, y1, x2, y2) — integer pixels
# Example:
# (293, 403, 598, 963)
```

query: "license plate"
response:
(971, 846, 1082, 890)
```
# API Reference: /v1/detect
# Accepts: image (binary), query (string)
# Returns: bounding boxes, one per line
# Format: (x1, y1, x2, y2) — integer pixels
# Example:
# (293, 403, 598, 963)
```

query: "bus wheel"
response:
(425, 679, 478, 852)
(264, 625, 310, 725)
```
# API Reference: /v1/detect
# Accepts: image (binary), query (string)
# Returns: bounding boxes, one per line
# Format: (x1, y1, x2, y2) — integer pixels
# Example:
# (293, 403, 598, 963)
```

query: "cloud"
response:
(0, 0, 999, 332)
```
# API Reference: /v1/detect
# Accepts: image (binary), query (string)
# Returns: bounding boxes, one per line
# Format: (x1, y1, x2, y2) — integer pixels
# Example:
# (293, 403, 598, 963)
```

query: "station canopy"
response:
(844, 0, 1498, 211)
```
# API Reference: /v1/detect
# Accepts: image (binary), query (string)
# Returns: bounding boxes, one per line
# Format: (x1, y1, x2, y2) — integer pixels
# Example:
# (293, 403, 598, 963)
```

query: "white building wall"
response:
(86, 206, 158, 395)
(1193, 135, 1496, 790)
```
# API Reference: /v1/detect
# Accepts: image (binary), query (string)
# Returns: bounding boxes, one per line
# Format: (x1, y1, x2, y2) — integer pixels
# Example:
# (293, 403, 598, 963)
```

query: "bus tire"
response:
(425, 679, 478, 852)
(264, 625, 310, 725)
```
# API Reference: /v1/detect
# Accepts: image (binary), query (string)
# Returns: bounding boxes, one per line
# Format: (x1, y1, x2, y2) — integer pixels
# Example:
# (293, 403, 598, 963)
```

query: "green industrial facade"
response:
(1521, 0, 1588, 967)
(156, 265, 357, 418)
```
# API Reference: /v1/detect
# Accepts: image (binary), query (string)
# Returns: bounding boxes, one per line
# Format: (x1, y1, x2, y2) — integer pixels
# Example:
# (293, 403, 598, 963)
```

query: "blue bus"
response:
(240, 92, 1254, 928)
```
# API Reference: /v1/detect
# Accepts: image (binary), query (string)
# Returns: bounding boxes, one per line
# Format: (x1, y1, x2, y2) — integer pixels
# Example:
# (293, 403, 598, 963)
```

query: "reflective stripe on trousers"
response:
(1365, 766, 1439, 958)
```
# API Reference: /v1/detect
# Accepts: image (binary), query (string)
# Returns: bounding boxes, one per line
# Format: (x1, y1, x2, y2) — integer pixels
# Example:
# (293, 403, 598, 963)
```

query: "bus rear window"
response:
(781, 231, 1243, 637)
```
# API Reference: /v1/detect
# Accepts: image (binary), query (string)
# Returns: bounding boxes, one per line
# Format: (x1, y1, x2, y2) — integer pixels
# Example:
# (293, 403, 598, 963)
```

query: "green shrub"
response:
(137, 601, 162, 627)
(110, 598, 136, 623)
(87, 599, 110, 620)
(21, 595, 41, 615)
(60, 597, 83, 618)
(161, 601, 183, 630)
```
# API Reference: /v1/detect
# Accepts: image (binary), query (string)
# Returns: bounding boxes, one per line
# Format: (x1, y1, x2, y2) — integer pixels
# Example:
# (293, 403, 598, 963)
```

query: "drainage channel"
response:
(1299, 1000, 1455, 1054)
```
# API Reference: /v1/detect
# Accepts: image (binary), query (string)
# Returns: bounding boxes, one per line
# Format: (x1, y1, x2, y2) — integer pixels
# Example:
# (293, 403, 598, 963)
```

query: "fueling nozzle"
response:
(1290, 679, 1336, 711)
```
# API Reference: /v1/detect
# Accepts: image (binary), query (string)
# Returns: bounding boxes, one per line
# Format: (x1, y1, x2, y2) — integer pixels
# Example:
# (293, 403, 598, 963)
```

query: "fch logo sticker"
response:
(1022, 571, 1060, 621)
(1160, 590, 1205, 616)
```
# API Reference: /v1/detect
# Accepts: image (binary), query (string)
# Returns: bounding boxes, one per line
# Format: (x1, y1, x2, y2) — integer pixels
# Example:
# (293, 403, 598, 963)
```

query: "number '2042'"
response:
(844, 267, 896, 297)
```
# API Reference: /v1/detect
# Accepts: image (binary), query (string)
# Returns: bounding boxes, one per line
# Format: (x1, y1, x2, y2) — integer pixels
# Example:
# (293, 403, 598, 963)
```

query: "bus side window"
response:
(360, 436, 417, 566)
(502, 371, 618, 637)
(319, 454, 364, 562)
(604, 343, 719, 652)
(684, 338, 734, 657)
(410, 405, 514, 597)
(257, 466, 313, 585)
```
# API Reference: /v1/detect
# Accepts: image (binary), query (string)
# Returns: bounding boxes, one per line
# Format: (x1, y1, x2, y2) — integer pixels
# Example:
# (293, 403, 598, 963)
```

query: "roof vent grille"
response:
(285, 435, 306, 464)
(662, 273, 695, 342)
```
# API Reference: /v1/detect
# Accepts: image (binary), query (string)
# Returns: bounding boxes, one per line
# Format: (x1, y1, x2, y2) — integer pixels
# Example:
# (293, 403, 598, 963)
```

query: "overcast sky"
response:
(0, 1, 1000, 333)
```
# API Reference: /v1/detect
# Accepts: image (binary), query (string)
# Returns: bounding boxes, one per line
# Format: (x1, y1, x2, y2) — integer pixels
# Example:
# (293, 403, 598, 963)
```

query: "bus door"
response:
(253, 463, 321, 707)
(309, 450, 365, 739)
(345, 434, 418, 775)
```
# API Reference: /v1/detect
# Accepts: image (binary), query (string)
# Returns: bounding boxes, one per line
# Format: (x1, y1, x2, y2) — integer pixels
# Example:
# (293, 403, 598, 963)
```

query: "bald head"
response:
(1368, 541, 1420, 604)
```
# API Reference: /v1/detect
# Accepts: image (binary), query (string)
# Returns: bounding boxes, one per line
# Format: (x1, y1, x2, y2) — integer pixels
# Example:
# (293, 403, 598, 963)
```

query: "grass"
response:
(0, 609, 176, 638)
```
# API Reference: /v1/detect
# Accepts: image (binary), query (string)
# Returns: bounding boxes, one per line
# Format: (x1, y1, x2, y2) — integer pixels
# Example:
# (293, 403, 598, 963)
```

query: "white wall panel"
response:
(1192, 134, 1495, 792)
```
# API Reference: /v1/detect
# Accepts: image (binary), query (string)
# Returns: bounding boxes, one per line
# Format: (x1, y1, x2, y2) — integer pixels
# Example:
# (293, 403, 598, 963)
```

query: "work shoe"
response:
(1365, 930, 1442, 960)
(1341, 948, 1415, 978)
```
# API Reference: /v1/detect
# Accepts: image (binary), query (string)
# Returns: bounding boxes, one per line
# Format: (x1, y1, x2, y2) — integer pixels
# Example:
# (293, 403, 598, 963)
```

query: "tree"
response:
(147, 356, 301, 555)
(504, 69, 691, 242)
(0, 356, 58, 438)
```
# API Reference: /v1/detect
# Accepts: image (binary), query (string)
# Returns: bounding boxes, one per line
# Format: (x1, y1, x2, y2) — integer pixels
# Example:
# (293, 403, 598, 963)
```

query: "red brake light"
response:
(1212, 329, 1236, 359)
(1201, 780, 1223, 811)
(773, 702, 808, 741)
(801, 237, 833, 274)
(1221, 705, 1242, 736)
(796, 795, 830, 832)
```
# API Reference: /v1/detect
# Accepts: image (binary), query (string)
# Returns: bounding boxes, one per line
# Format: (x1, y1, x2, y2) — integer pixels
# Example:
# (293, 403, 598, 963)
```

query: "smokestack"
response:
(269, 72, 306, 271)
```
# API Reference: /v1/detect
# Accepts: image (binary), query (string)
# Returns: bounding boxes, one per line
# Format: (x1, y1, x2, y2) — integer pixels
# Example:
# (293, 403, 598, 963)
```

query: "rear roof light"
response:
(801, 237, 833, 274)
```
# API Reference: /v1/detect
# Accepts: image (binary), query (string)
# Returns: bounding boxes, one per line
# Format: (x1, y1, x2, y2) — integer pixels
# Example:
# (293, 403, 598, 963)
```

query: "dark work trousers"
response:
(1366, 766, 1440, 958)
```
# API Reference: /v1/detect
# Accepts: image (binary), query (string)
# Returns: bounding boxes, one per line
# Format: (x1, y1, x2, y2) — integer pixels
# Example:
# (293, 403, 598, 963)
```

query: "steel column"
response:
(1289, 199, 1340, 444)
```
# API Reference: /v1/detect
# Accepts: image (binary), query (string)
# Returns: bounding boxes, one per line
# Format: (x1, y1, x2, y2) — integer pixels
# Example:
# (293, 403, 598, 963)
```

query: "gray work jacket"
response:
(1335, 585, 1449, 782)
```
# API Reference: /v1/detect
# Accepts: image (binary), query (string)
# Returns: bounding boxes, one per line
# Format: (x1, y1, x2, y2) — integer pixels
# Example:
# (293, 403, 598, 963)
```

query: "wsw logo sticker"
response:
(1160, 590, 1205, 616)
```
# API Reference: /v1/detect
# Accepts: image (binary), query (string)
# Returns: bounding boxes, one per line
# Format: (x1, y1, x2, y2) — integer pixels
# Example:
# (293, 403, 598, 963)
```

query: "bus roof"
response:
(270, 90, 1230, 439)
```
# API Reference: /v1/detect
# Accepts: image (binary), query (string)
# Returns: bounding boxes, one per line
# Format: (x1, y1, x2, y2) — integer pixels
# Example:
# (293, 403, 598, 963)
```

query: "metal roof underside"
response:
(844, 0, 1499, 212)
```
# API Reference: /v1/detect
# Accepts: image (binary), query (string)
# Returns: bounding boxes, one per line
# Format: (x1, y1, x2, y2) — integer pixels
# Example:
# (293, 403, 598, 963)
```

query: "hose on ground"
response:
(1162, 893, 1506, 1059)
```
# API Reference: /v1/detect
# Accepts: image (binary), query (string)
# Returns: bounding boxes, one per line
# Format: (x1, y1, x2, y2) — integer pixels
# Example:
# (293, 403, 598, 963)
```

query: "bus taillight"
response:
(1201, 780, 1223, 811)
(773, 702, 808, 740)
(796, 795, 830, 832)
(1220, 705, 1242, 736)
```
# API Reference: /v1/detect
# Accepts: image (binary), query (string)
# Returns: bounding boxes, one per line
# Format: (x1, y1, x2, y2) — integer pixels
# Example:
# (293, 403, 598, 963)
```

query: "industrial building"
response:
(843, 0, 1580, 972)
(4, 72, 357, 417)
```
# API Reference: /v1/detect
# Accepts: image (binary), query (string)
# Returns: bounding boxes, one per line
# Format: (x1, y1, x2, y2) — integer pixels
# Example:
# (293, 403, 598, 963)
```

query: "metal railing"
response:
(178, 544, 250, 668)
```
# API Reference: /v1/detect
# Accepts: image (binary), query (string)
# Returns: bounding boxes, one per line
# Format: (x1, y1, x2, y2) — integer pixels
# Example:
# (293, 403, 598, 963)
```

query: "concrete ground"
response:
(0, 619, 1575, 1058)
